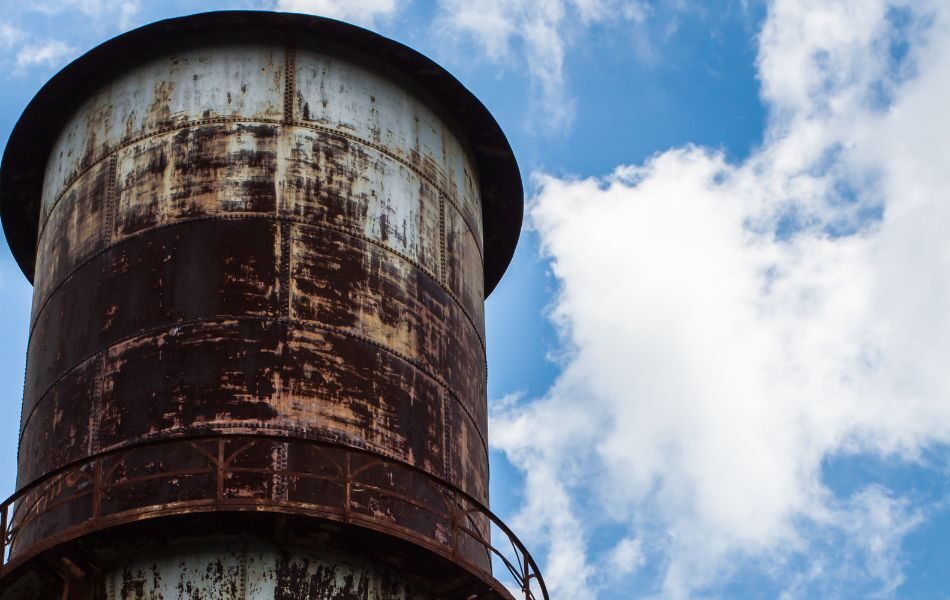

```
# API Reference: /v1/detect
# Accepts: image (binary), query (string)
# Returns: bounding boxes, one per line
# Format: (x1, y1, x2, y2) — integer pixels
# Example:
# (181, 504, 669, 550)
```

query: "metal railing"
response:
(0, 435, 547, 600)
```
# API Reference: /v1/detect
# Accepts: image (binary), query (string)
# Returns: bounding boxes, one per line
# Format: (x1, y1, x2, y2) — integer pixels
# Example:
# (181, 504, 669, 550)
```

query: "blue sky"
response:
(3, 1, 950, 598)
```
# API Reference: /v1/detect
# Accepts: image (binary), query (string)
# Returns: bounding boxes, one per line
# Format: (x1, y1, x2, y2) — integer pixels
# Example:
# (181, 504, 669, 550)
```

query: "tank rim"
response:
(0, 10, 522, 296)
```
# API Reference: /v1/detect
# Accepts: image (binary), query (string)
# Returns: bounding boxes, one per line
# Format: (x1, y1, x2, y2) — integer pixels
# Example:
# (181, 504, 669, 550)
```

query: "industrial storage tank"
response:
(0, 11, 546, 600)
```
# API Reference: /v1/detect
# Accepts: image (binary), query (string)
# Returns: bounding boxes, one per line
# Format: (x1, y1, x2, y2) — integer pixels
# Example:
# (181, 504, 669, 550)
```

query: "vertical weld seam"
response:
(482, 375, 489, 481)
(280, 222, 292, 319)
(276, 441, 289, 502)
(108, 572, 115, 600)
(105, 153, 118, 243)
(283, 45, 296, 125)
(91, 353, 103, 455)
(439, 193, 447, 284)
(442, 390, 450, 482)
(483, 331, 489, 399)
(281, 42, 295, 321)
(17, 340, 29, 453)
(238, 543, 248, 600)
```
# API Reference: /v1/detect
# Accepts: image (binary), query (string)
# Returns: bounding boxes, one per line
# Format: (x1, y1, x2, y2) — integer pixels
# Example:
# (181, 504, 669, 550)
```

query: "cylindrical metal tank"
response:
(0, 11, 545, 600)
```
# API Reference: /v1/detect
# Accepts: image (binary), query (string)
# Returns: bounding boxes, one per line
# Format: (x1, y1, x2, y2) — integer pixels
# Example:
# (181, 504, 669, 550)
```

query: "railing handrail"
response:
(0, 433, 548, 600)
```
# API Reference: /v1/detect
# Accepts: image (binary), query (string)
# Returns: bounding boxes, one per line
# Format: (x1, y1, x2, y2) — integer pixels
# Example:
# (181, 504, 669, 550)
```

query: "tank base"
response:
(0, 512, 510, 600)
(103, 537, 432, 600)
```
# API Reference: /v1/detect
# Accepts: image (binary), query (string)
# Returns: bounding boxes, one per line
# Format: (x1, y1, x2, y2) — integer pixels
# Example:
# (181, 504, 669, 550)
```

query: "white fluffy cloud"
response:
(493, 0, 950, 597)
(274, 0, 400, 27)
(436, 0, 647, 132)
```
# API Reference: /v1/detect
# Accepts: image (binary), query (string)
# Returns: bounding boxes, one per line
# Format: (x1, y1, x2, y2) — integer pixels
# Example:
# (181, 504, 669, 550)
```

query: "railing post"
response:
(451, 501, 460, 561)
(216, 438, 225, 506)
(523, 555, 531, 599)
(92, 460, 102, 522)
(343, 452, 351, 524)
(0, 500, 7, 567)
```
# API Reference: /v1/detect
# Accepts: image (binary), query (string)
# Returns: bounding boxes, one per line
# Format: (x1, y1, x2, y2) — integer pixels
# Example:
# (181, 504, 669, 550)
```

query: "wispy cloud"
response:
(274, 0, 401, 27)
(29, 0, 141, 29)
(14, 40, 75, 73)
(0, 23, 24, 49)
(0, 0, 140, 76)
(494, 0, 950, 597)
(607, 537, 646, 578)
(435, 0, 648, 134)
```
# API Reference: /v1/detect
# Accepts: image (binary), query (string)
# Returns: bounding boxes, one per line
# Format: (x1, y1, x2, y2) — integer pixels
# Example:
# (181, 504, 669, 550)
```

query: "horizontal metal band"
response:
(20, 315, 490, 488)
(30, 211, 487, 363)
(38, 118, 484, 266)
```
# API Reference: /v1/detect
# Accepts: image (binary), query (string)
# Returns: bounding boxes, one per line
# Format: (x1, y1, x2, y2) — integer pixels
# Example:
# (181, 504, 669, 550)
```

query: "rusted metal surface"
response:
(0, 12, 543, 600)
(23, 39, 488, 496)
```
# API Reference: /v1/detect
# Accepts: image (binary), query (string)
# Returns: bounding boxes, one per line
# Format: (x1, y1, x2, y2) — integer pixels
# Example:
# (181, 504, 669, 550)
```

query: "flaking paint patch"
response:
(105, 540, 428, 599)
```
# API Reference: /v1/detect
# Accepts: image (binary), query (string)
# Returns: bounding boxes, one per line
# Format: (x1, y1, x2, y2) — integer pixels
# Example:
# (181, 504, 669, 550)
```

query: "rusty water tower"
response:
(0, 11, 546, 600)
